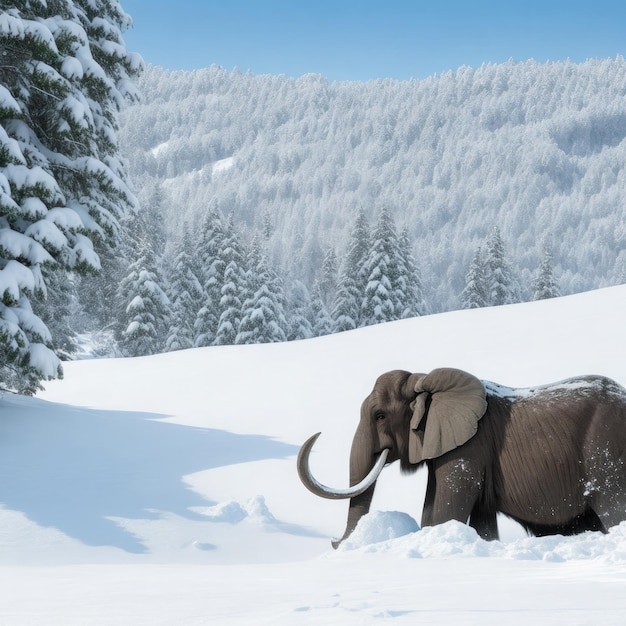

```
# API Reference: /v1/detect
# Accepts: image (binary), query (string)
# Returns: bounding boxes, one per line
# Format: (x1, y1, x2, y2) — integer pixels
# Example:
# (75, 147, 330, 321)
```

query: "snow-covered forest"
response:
(3, 0, 626, 388)
(119, 58, 626, 318)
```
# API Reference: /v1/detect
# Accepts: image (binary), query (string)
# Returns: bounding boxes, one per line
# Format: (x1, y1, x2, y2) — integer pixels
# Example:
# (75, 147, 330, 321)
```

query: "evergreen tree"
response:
(74, 241, 124, 334)
(214, 216, 246, 346)
(533, 247, 560, 300)
(285, 279, 314, 341)
(31, 265, 78, 360)
(333, 208, 370, 331)
(316, 246, 338, 310)
(396, 226, 426, 318)
(236, 238, 287, 344)
(460, 246, 488, 309)
(614, 251, 626, 285)
(194, 204, 225, 347)
(117, 238, 169, 357)
(165, 299, 191, 353)
(262, 209, 273, 240)
(310, 282, 334, 337)
(141, 183, 168, 257)
(484, 227, 519, 306)
(77, 178, 167, 344)
(0, 0, 141, 393)
(165, 224, 202, 351)
(361, 207, 402, 326)
(116, 210, 169, 356)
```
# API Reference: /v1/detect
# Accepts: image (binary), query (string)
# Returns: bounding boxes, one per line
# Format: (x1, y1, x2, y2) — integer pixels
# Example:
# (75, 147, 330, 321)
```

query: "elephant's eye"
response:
(375, 412, 386, 422)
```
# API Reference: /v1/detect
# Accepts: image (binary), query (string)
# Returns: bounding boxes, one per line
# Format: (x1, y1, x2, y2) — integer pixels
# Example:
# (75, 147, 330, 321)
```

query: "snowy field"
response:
(1, 286, 626, 624)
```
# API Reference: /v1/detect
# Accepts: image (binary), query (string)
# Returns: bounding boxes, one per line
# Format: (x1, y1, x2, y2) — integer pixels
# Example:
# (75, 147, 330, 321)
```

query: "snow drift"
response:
(0, 285, 624, 623)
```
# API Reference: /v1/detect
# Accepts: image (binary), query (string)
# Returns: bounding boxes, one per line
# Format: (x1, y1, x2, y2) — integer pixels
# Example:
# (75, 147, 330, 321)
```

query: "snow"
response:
(0, 85, 21, 116)
(0, 285, 624, 623)
(163, 165, 213, 190)
(212, 156, 235, 174)
(45, 206, 85, 231)
(59, 95, 92, 128)
(3, 164, 63, 203)
(0, 228, 54, 265)
(0, 260, 35, 302)
(25, 218, 68, 251)
(27, 342, 60, 379)
(60, 56, 84, 80)
(149, 140, 170, 157)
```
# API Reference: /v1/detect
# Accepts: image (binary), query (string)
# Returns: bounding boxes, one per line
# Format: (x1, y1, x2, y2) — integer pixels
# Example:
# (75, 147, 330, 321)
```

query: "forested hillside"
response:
(119, 58, 626, 312)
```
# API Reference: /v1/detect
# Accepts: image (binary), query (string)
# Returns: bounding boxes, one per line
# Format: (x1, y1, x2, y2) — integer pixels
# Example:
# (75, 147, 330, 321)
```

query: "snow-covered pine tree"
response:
(165, 224, 202, 351)
(194, 204, 225, 347)
(310, 281, 334, 337)
(614, 251, 626, 285)
(117, 245, 169, 357)
(484, 227, 519, 306)
(397, 226, 425, 318)
(116, 211, 169, 357)
(285, 279, 313, 341)
(332, 208, 370, 332)
(360, 206, 402, 326)
(533, 246, 560, 300)
(84, 181, 168, 349)
(73, 237, 123, 335)
(0, 0, 141, 393)
(214, 216, 246, 346)
(460, 246, 488, 309)
(316, 246, 338, 311)
(141, 183, 168, 259)
(32, 264, 78, 359)
(262, 209, 272, 240)
(236, 237, 287, 344)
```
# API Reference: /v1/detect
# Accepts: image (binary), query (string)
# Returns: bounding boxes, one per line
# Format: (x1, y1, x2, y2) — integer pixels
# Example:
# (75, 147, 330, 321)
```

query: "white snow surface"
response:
(212, 156, 235, 173)
(0, 285, 625, 623)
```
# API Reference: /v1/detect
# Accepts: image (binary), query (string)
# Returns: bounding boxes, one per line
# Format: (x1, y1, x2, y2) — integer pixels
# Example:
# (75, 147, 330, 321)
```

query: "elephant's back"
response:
(489, 375, 626, 524)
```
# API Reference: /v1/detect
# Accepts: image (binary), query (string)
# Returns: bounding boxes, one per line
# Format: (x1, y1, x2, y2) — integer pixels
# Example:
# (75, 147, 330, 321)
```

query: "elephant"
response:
(297, 367, 626, 548)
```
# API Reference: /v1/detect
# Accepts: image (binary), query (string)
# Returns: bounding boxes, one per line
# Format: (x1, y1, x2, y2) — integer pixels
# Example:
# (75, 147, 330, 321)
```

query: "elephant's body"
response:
(298, 368, 626, 547)
(427, 376, 626, 539)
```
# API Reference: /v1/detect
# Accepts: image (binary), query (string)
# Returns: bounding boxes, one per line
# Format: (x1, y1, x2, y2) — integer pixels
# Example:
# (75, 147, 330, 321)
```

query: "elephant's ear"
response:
(408, 368, 487, 464)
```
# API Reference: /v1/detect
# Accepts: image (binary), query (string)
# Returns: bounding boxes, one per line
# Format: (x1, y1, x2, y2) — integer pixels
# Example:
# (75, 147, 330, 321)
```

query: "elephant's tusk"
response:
(297, 432, 389, 499)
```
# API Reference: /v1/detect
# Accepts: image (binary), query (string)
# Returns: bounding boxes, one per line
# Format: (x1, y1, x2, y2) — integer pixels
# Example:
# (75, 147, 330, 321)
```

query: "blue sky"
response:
(120, 1, 626, 81)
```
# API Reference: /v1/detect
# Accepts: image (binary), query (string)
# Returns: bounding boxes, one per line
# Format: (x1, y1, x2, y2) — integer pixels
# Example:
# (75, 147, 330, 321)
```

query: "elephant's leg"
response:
(585, 448, 626, 532)
(422, 457, 485, 530)
(469, 506, 498, 540)
(590, 481, 626, 532)
(421, 464, 439, 527)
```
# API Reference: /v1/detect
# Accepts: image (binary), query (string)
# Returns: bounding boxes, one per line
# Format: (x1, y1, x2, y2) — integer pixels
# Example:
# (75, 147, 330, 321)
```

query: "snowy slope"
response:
(1, 286, 625, 623)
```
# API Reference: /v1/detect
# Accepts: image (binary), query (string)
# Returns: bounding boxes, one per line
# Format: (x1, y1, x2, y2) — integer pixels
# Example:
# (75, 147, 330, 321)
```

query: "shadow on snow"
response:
(0, 395, 299, 553)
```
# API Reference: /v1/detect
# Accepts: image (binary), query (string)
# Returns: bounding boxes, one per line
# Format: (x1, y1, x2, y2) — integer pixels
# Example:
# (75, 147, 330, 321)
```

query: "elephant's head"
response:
(297, 367, 487, 547)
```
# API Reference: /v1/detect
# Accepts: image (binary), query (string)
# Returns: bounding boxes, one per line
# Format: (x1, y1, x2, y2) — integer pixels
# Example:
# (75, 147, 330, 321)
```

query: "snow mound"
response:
(338, 511, 420, 550)
(336, 514, 626, 563)
(500, 523, 626, 562)
(194, 495, 276, 524)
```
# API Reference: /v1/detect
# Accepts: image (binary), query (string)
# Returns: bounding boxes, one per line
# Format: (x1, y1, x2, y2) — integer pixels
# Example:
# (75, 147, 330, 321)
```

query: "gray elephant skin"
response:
(297, 367, 626, 548)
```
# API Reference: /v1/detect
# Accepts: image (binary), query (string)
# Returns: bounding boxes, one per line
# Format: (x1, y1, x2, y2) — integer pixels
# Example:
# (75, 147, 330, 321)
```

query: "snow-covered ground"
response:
(2, 286, 626, 624)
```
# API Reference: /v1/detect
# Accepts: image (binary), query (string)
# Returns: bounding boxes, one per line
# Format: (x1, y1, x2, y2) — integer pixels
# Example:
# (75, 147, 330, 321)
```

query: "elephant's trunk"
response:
(331, 485, 376, 548)
(335, 423, 380, 546)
